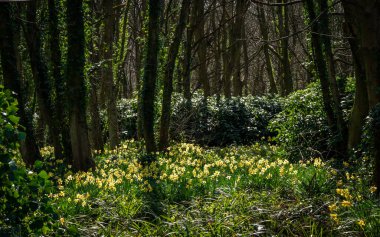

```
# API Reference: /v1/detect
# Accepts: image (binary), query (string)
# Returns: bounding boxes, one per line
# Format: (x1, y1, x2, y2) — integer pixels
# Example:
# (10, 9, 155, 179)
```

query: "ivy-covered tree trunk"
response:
(102, 0, 120, 149)
(66, 0, 94, 171)
(25, 0, 63, 160)
(88, 1, 104, 152)
(141, 0, 163, 154)
(159, 0, 191, 151)
(48, 0, 72, 161)
(0, 3, 41, 165)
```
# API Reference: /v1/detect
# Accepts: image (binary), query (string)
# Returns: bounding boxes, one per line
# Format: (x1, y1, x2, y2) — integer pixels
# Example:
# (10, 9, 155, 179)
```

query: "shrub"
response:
(170, 93, 282, 146)
(269, 83, 331, 160)
(0, 86, 57, 236)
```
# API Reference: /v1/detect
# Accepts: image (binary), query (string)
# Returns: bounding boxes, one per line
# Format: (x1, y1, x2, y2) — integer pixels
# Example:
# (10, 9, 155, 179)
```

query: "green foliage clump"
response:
(0, 86, 57, 236)
(170, 92, 282, 146)
(270, 83, 331, 160)
(108, 93, 281, 146)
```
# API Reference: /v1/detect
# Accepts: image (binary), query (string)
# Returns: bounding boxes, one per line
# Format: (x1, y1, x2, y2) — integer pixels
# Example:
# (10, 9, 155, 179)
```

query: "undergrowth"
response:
(34, 140, 380, 236)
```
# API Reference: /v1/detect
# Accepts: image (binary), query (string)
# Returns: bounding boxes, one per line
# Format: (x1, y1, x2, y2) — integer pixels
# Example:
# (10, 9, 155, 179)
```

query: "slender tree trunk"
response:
(159, 0, 190, 151)
(25, 1, 63, 159)
(48, 0, 72, 161)
(221, 0, 231, 98)
(304, 0, 336, 131)
(103, 0, 120, 149)
(242, 25, 249, 95)
(183, 14, 193, 101)
(0, 4, 41, 166)
(319, 0, 347, 154)
(231, 0, 248, 97)
(66, 0, 94, 171)
(135, 0, 147, 140)
(193, 0, 210, 97)
(258, 6, 278, 94)
(277, 0, 293, 96)
(212, 1, 222, 96)
(87, 1, 104, 151)
(141, 0, 163, 154)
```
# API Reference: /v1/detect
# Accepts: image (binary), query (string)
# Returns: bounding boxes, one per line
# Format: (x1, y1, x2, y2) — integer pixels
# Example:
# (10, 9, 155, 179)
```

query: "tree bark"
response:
(103, 0, 120, 149)
(0, 3, 41, 166)
(48, 0, 72, 161)
(304, 0, 336, 131)
(277, 0, 293, 96)
(344, 19, 369, 150)
(221, 0, 232, 98)
(159, 0, 191, 151)
(25, 0, 63, 160)
(342, 0, 380, 193)
(258, 5, 278, 94)
(319, 0, 347, 154)
(141, 0, 163, 154)
(193, 0, 210, 97)
(66, 0, 94, 171)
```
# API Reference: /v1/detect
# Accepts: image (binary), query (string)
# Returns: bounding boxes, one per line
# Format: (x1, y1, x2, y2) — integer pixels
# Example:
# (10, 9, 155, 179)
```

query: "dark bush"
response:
(112, 92, 281, 147)
(170, 92, 282, 146)
(0, 86, 57, 235)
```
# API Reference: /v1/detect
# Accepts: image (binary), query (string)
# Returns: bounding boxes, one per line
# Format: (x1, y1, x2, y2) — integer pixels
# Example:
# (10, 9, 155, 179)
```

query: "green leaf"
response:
(8, 114, 19, 124)
(38, 170, 49, 180)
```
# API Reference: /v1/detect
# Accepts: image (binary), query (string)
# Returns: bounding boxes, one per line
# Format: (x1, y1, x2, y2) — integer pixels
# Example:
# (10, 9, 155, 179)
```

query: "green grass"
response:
(38, 141, 380, 236)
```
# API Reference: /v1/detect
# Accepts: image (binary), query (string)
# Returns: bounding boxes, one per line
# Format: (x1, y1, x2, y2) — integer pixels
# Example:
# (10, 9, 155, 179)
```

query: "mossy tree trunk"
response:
(102, 0, 120, 149)
(141, 0, 163, 154)
(25, 0, 64, 160)
(0, 3, 41, 166)
(159, 0, 191, 151)
(66, 0, 94, 171)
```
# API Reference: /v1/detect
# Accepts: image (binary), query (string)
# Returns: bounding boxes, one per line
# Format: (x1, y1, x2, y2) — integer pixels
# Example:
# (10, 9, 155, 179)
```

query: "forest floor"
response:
(44, 140, 380, 236)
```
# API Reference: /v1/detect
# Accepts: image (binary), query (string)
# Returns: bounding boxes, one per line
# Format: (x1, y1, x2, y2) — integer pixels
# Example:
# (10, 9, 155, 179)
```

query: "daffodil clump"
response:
(42, 140, 380, 236)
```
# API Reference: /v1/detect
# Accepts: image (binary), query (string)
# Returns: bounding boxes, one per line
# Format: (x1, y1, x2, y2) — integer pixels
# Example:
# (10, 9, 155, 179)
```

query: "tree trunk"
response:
(221, 0, 231, 98)
(319, 0, 347, 154)
(159, 0, 190, 151)
(344, 19, 369, 150)
(48, 0, 72, 161)
(231, 0, 248, 97)
(277, 0, 293, 96)
(135, 0, 147, 140)
(342, 0, 380, 193)
(141, 0, 163, 154)
(103, 0, 120, 149)
(87, 1, 104, 151)
(193, 0, 210, 97)
(66, 0, 94, 171)
(304, 0, 336, 131)
(0, 4, 41, 166)
(183, 14, 193, 101)
(25, 0, 63, 159)
(258, 5, 278, 94)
